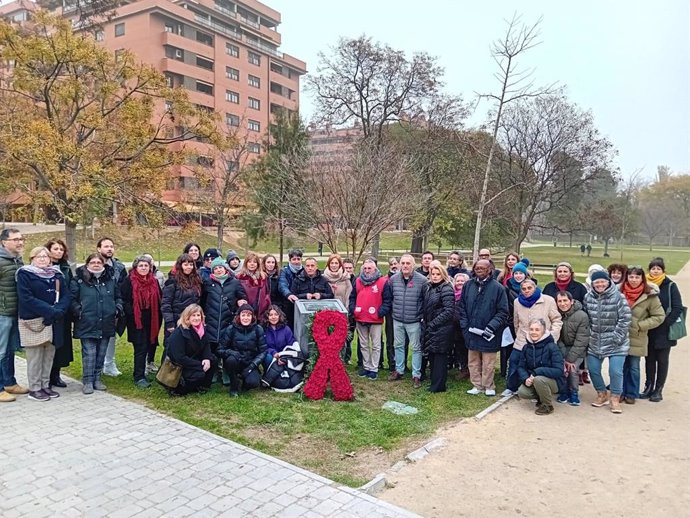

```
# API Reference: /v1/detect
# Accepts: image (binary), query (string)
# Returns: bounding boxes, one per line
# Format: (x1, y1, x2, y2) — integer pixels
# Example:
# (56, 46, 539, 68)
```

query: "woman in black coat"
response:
(262, 254, 281, 310)
(422, 261, 456, 393)
(45, 238, 74, 388)
(120, 256, 162, 388)
(166, 304, 215, 396)
(644, 257, 684, 402)
(162, 253, 202, 341)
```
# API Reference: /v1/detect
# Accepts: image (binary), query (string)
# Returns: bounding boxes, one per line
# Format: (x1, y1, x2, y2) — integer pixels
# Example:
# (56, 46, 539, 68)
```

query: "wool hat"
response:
(556, 261, 574, 273)
(211, 257, 228, 271)
(203, 248, 220, 260)
(226, 250, 240, 262)
(590, 270, 610, 283)
(237, 303, 255, 315)
(512, 262, 529, 276)
(520, 257, 530, 267)
(588, 264, 605, 275)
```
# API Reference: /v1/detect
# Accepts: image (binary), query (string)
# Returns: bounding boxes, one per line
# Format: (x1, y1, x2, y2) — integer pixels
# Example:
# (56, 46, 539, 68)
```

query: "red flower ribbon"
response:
(304, 310, 354, 401)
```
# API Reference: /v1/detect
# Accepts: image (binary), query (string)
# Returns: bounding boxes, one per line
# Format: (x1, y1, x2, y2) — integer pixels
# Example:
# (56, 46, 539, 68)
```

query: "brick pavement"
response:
(1, 360, 421, 518)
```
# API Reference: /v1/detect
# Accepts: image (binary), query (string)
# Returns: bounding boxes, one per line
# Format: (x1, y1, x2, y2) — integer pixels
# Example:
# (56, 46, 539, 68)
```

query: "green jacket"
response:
(628, 284, 665, 357)
(0, 246, 23, 316)
(557, 300, 590, 363)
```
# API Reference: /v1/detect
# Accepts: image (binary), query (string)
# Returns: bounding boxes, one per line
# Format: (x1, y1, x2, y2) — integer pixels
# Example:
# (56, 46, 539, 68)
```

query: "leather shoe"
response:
(4, 384, 29, 395)
(51, 377, 67, 388)
(0, 390, 16, 402)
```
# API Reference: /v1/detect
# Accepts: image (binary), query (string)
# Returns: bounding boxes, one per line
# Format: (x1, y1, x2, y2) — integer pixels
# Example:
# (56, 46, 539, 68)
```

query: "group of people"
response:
(0, 227, 682, 415)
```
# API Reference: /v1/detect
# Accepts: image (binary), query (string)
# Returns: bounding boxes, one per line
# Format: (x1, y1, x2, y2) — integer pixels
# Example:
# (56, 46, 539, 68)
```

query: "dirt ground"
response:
(381, 263, 690, 518)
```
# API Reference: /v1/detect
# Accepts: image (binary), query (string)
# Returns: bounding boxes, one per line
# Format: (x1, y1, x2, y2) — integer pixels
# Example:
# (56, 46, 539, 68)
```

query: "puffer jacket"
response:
(263, 323, 297, 357)
(557, 300, 590, 363)
(0, 245, 23, 316)
(513, 294, 562, 351)
(167, 325, 214, 382)
(583, 281, 632, 358)
(389, 271, 428, 323)
(516, 333, 566, 393)
(201, 276, 247, 343)
(161, 277, 202, 330)
(290, 270, 334, 300)
(218, 321, 267, 368)
(627, 283, 665, 357)
(70, 265, 123, 339)
(648, 277, 684, 350)
(458, 276, 509, 353)
(421, 281, 456, 355)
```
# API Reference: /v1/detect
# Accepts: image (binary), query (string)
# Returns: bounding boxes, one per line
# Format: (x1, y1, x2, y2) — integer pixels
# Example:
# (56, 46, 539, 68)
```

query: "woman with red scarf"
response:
(236, 252, 271, 318)
(120, 256, 162, 388)
(543, 262, 587, 302)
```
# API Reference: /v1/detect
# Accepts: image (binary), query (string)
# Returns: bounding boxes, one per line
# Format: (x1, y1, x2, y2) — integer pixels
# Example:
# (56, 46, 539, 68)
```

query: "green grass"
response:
(64, 336, 502, 486)
(250, 231, 416, 257)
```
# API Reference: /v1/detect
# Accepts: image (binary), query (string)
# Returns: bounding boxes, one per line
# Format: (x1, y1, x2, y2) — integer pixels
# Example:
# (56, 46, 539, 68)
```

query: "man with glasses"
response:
(477, 248, 500, 280)
(0, 228, 29, 402)
(97, 237, 126, 377)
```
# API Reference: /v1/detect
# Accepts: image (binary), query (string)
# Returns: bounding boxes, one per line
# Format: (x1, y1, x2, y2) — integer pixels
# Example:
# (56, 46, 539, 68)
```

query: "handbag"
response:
(18, 317, 53, 347)
(666, 281, 687, 341)
(156, 357, 182, 388)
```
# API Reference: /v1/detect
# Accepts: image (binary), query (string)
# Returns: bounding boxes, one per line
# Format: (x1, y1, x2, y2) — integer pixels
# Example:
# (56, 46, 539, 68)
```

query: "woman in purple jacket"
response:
(260, 305, 296, 368)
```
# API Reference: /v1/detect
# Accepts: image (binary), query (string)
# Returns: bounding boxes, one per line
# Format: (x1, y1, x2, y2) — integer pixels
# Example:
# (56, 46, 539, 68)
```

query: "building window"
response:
(114, 23, 125, 37)
(248, 142, 261, 154)
(248, 51, 260, 66)
(196, 56, 214, 71)
(196, 31, 213, 46)
(226, 66, 239, 81)
(197, 156, 215, 168)
(248, 97, 260, 110)
(248, 75, 260, 88)
(226, 113, 240, 127)
(95, 30, 104, 42)
(226, 43, 239, 58)
(226, 90, 239, 104)
(248, 120, 260, 132)
(114, 49, 125, 63)
(196, 81, 213, 95)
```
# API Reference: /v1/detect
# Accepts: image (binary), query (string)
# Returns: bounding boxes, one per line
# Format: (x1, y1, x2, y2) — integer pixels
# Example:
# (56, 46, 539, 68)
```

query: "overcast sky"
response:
(270, 0, 689, 180)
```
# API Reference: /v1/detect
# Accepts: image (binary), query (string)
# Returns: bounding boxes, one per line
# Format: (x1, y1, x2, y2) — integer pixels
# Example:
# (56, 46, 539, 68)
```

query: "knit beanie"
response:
(520, 257, 530, 267)
(588, 264, 605, 275)
(556, 261, 573, 273)
(512, 262, 529, 276)
(211, 257, 228, 271)
(203, 248, 220, 260)
(590, 270, 609, 283)
(226, 250, 239, 262)
(237, 303, 255, 316)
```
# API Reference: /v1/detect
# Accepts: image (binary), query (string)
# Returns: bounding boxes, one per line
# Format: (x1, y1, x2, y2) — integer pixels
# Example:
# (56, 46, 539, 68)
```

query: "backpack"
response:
(261, 341, 307, 393)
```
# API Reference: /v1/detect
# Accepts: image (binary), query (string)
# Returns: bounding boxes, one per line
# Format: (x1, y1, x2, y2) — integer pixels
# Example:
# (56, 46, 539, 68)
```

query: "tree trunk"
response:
(65, 219, 78, 264)
(371, 233, 380, 259)
(216, 216, 224, 252)
(278, 215, 284, 265)
(603, 237, 610, 256)
(410, 232, 424, 254)
(569, 231, 573, 248)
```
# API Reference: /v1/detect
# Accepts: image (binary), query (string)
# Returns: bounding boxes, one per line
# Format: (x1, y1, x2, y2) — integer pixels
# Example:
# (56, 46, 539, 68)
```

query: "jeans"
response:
(587, 354, 625, 396)
(104, 335, 117, 367)
(0, 315, 19, 390)
(565, 357, 584, 394)
(393, 320, 421, 377)
(622, 355, 641, 399)
(505, 348, 522, 392)
(81, 338, 110, 385)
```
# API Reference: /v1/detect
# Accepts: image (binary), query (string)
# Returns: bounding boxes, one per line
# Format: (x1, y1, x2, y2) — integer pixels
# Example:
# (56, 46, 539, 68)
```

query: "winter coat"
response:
(262, 323, 296, 357)
(648, 277, 684, 350)
(516, 333, 566, 393)
(543, 279, 587, 303)
(627, 283, 665, 357)
(198, 266, 212, 282)
(161, 277, 202, 330)
(389, 271, 428, 324)
(447, 266, 470, 279)
(16, 268, 72, 349)
(505, 284, 520, 337)
(201, 276, 247, 344)
(266, 271, 280, 306)
(557, 300, 590, 363)
(290, 270, 334, 300)
(120, 275, 162, 345)
(0, 245, 22, 316)
(278, 265, 303, 299)
(348, 273, 392, 324)
(53, 260, 74, 352)
(458, 276, 509, 353)
(421, 281, 456, 355)
(107, 257, 127, 284)
(218, 322, 267, 368)
(513, 294, 562, 351)
(583, 281, 632, 358)
(70, 265, 123, 340)
(323, 268, 352, 308)
(166, 325, 214, 383)
(237, 273, 271, 317)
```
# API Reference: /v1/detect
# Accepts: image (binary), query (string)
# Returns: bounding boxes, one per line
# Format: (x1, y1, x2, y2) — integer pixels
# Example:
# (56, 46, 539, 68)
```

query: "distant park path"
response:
(381, 262, 690, 518)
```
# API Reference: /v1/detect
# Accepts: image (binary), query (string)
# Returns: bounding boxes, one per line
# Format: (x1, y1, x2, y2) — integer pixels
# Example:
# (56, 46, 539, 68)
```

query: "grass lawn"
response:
(63, 337, 504, 487)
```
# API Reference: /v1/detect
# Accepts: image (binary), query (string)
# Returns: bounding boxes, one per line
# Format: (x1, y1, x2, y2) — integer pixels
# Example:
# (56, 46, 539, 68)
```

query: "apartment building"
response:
(0, 0, 306, 210)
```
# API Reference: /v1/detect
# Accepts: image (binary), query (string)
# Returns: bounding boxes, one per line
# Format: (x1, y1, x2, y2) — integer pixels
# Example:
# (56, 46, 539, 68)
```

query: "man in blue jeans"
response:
(0, 228, 29, 402)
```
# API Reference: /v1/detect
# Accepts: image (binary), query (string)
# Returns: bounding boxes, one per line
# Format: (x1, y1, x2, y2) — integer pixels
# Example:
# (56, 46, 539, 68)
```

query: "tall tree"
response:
(0, 13, 217, 259)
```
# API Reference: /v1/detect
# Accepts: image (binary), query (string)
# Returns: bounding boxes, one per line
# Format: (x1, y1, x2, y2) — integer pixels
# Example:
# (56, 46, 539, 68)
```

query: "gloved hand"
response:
(482, 327, 495, 340)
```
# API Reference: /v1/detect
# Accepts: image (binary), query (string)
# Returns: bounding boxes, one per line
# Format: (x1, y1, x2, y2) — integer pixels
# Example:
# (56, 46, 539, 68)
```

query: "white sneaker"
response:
(466, 387, 482, 395)
(148, 362, 159, 373)
(102, 365, 121, 377)
(501, 389, 514, 397)
(485, 389, 496, 396)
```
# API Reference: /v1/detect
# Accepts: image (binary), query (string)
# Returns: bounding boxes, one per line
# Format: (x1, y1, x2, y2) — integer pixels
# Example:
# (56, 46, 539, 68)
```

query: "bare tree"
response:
(472, 14, 553, 260)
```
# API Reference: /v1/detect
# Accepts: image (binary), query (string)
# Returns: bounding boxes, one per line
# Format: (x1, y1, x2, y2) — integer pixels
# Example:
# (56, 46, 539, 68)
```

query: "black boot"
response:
(50, 366, 67, 388)
(649, 384, 664, 402)
(639, 382, 654, 399)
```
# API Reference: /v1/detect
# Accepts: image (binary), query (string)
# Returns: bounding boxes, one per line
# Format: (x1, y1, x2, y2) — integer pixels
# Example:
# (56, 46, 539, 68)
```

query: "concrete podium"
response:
(294, 299, 348, 355)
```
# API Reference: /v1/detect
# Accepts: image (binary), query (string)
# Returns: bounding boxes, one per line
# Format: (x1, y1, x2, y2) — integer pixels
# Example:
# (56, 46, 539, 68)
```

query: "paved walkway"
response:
(1, 364, 419, 518)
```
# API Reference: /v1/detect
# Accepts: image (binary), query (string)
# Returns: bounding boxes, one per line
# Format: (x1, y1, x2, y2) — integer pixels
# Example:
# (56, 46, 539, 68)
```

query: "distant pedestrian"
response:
(586, 244, 592, 257)
(579, 244, 586, 256)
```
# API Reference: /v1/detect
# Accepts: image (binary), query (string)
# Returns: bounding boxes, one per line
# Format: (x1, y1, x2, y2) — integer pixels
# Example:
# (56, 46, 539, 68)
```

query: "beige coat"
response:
(628, 283, 665, 357)
(513, 294, 563, 350)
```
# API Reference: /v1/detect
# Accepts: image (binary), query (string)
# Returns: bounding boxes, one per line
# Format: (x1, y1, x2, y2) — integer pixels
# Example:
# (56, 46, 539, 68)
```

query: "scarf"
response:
(19, 264, 60, 280)
(647, 272, 666, 287)
(507, 276, 522, 294)
(358, 269, 381, 286)
(193, 322, 205, 339)
(87, 267, 104, 278)
(211, 272, 228, 284)
(323, 267, 348, 284)
(555, 276, 572, 292)
(454, 286, 463, 301)
(622, 281, 645, 307)
(518, 287, 542, 308)
(501, 272, 512, 287)
(129, 271, 161, 343)
(288, 263, 302, 275)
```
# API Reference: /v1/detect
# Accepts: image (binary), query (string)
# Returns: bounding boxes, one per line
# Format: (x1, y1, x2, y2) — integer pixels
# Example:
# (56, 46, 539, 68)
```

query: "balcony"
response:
(160, 58, 214, 84)
(194, 14, 242, 42)
(161, 31, 214, 61)
(245, 38, 282, 58)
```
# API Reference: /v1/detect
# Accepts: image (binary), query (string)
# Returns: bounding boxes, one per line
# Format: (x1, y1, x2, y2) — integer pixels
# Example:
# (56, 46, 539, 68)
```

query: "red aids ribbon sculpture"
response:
(303, 310, 354, 401)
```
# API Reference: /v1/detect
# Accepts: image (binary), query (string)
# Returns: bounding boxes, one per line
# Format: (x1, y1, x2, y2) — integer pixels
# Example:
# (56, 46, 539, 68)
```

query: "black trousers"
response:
(177, 365, 215, 394)
(132, 340, 150, 381)
(645, 347, 671, 387)
(448, 325, 468, 370)
(222, 357, 261, 391)
(428, 352, 448, 393)
(500, 344, 513, 378)
(379, 315, 395, 370)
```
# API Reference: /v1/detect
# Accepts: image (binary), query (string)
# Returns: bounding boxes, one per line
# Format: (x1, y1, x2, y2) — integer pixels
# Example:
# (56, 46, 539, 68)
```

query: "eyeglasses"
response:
(3, 237, 25, 242)
(88, 261, 104, 266)
(478, 254, 490, 258)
